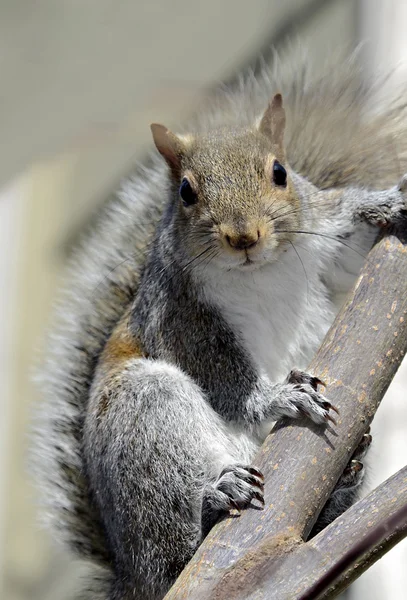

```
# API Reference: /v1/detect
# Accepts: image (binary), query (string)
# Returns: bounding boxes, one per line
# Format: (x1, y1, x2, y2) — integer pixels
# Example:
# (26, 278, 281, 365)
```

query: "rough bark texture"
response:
(298, 473, 407, 599)
(165, 227, 407, 600)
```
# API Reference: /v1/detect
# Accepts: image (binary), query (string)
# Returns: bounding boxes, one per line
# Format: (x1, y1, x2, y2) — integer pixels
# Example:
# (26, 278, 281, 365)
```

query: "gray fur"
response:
(33, 48, 407, 600)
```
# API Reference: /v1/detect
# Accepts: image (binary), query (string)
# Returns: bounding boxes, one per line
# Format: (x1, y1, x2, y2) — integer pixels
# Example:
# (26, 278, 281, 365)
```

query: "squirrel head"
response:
(151, 94, 301, 271)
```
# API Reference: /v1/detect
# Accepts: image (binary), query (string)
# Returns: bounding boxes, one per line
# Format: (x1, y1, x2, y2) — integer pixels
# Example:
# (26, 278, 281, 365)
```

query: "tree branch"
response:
(275, 465, 407, 600)
(165, 227, 407, 600)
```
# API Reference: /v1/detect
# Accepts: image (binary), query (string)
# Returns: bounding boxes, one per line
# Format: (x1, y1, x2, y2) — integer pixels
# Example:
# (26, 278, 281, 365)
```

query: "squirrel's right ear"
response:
(259, 93, 286, 160)
(150, 124, 186, 176)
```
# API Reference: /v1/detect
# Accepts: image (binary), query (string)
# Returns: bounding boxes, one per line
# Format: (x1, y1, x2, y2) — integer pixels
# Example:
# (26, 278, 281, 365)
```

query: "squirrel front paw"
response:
(275, 369, 338, 425)
(359, 177, 407, 228)
(398, 174, 407, 194)
(395, 174, 407, 222)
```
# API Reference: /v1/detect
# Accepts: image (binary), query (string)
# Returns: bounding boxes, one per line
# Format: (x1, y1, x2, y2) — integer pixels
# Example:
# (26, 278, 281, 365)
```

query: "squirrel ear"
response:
(259, 93, 286, 159)
(150, 124, 186, 176)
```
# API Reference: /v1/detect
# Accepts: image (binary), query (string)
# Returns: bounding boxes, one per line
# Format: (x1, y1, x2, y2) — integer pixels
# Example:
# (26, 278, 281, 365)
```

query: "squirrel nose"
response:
(225, 231, 260, 250)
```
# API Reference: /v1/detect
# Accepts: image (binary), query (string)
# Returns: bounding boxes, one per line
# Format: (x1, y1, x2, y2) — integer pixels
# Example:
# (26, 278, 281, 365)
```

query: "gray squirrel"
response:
(34, 52, 407, 600)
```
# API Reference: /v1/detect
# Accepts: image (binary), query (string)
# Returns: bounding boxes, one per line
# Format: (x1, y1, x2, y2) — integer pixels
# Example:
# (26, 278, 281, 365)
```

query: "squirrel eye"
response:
(179, 178, 197, 206)
(273, 160, 287, 187)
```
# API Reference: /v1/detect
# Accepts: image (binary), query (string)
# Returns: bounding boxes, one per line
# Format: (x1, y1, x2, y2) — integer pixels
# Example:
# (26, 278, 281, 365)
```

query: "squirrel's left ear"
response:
(259, 93, 286, 160)
(150, 124, 187, 177)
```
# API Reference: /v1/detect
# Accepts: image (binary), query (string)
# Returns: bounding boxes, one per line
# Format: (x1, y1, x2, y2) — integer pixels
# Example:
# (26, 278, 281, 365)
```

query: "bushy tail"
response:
(32, 157, 167, 589)
(192, 47, 407, 190)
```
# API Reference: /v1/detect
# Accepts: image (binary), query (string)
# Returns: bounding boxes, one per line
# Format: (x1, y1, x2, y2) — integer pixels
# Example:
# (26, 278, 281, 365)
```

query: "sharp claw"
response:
(313, 376, 327, 389)
(248, 467, 265, 481)
(309, 377, 319, 390)
(250, 477, 264, 491)
(326, 413, 337, 426)
(344, 460, 363, 475)
(229, 499, 241, 514)
(329, 403, 340, 415)
(252, 491, 265, 506)
(350, 459, 363, 472)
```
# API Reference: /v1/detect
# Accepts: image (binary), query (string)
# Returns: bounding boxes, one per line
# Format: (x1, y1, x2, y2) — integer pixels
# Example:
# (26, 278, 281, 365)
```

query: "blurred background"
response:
(1, 1, 407, 599)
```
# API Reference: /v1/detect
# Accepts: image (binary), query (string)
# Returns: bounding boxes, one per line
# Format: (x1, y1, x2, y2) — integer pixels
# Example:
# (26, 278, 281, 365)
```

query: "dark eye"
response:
(179, 178, 197, 206)
(273, 160, 287, 187)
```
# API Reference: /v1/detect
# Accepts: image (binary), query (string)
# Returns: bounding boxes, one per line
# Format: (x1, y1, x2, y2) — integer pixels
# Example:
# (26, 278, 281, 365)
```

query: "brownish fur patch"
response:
(96, 392, 110, 419)
(101, 310, 146, 368)
(93, 310, 147, 420)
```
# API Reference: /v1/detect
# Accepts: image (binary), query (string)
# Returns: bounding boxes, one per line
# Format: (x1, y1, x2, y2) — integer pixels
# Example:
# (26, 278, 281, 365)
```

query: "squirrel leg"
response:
(315, 176, 407, 299)
(309, 429, 372, 537)
(84, 358, 235, 600)
(354, 175, 407, 228)
(322, 174, 407, 233)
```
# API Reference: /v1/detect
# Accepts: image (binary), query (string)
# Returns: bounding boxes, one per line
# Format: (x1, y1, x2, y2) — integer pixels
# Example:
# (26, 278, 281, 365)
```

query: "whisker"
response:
(163, 244, 218, 288)
(90, 253, 138, 298)
(275, 229, 372, 263)
(289, 240, 309, 304)
(182, 245, 217, 273)
(264, 190, 336, 223)
(194, 247, 220, 272)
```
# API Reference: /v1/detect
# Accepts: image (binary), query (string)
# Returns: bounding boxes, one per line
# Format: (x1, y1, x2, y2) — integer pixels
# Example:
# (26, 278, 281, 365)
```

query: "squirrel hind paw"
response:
(213, 464, 266, 512)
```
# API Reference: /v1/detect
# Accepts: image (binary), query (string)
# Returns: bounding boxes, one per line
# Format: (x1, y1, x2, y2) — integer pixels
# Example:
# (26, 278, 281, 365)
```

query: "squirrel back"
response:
(34, 48, 407, 586)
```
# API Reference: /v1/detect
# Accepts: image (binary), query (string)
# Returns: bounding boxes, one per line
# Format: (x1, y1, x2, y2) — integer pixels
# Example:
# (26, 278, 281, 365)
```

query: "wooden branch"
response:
(165, 226, 407, 600)
(298, 467, 407, 599)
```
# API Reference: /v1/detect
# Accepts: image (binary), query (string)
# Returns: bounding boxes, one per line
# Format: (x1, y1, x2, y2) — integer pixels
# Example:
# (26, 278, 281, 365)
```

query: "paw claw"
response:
(344, 460, 363, 477)
(326, 413, 337, 426)
(314, 376, 327, 389)
(252, 490, 265, 506)
(283, 370, 338, 427)
(350, 459, 363, 472)
(253, 479, 265, 492)
(287, 369, 327, 391)
(214, 464, 266, 515)
(229, 499, 241, 514)
(247, 466, 265, 481)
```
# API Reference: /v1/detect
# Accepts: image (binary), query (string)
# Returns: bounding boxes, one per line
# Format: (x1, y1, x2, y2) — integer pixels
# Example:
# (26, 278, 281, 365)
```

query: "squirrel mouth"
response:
(242, 256, 254, 267)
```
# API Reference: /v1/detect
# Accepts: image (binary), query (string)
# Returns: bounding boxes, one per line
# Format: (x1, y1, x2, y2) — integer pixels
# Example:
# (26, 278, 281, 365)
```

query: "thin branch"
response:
(270, 465, 407, 600)
(303, 500, 407, 599)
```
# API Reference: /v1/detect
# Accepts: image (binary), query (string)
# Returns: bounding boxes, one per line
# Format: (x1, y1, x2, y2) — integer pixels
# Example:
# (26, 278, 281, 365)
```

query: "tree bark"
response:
(297, 469, 407, 599)
(165, 227, 407, 600)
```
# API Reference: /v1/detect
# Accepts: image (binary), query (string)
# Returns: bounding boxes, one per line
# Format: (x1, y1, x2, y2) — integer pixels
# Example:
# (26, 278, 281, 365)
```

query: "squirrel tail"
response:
(192, 46, 407, 190)
(75, 566, 115, 600)
(32, 157, 167, 595)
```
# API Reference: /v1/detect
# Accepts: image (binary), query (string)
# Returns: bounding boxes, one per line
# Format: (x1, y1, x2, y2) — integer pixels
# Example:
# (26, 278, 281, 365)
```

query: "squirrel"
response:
(34, 51, 407, 600)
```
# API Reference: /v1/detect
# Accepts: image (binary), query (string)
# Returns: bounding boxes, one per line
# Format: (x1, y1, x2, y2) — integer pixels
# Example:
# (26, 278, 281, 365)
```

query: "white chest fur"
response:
(202, 245, 335, 383)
